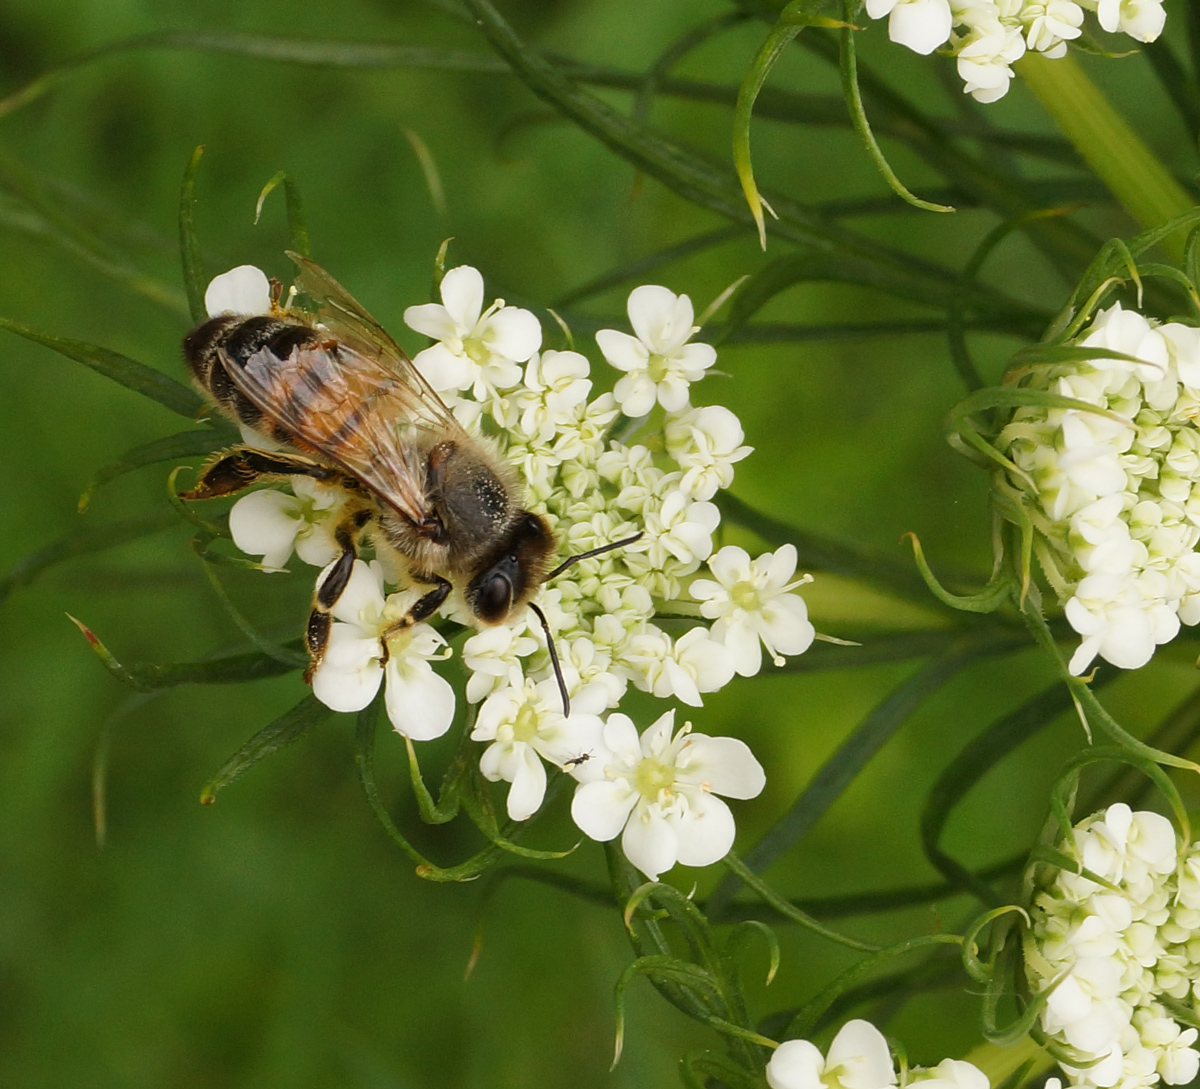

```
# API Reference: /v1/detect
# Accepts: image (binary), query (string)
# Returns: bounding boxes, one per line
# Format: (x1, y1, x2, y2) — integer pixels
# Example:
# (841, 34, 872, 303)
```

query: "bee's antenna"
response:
(528, 601, 570, 717)
(546, 532, 643, 582)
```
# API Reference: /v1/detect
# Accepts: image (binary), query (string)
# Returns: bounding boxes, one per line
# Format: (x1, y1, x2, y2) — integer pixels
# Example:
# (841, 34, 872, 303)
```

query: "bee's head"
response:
(464, 511, 556, 624)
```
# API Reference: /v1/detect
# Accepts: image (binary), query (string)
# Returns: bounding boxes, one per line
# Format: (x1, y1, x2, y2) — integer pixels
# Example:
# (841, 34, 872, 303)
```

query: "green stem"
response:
(1016, 52, 1194, 263)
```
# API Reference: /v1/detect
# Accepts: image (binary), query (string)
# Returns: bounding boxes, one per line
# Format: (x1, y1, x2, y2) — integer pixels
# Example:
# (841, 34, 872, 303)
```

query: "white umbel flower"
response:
(228, 477, 343, 571)
(596, 286, 717, 417)
(403, 265, 542, 399)
(766, 1019, 897, 1089)
(1000, 302, 1200, 674)
(569, 710, 765, 881)
(309, 560, 456, 741)
(1028, 804, 1200, 1089)
(690, 545, 816, 675)
(664, 405, 753, 501)
(471, 678, 607, 821)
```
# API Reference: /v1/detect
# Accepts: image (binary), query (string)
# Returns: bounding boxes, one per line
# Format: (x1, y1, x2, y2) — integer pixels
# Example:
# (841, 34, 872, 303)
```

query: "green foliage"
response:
(2, 2, 1200, 1088)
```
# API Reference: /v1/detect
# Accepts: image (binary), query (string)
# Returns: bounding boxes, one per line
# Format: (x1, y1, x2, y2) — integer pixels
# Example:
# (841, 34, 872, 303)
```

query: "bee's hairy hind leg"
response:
(179, 446, 340, 501)
(303, 508, 373, 684)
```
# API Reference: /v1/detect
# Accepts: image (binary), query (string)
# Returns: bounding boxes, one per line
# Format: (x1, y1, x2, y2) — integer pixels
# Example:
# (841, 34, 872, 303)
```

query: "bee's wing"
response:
(285, 250, 465, 437)
(224, 336, 442, 529)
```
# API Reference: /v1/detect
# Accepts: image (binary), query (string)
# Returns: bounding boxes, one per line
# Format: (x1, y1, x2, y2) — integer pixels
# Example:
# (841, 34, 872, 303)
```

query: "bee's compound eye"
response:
(473, 572, 513, 624)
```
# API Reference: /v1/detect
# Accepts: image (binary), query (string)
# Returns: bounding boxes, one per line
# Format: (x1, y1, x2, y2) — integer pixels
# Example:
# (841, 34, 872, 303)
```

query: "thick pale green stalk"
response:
(1017, 52, 1194, 262)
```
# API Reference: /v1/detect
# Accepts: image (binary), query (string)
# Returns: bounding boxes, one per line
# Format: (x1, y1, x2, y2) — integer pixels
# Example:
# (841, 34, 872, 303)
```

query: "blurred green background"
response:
(0, 1, 1197, 1086)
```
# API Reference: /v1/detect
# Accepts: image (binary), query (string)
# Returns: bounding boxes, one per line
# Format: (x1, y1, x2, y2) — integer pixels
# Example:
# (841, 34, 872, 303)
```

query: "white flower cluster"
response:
(201, 262, 818, 879)
(767, 1019, 989, 1089)
(865, 0, 1166, 102)
(998, 302, 1200, 675)
(1027, 803, 1200, 1089)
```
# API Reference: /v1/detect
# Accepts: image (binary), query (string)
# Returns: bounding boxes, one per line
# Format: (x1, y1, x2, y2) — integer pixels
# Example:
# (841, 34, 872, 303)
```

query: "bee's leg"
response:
(180, 446, 340, 501)
(302, 508, 373, 684)
(377, 574, 453, 662)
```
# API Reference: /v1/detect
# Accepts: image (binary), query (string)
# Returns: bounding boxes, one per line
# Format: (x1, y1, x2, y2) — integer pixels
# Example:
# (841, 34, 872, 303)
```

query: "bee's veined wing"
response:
(285, 250, 465, 438)
(223, 337, 440, 529)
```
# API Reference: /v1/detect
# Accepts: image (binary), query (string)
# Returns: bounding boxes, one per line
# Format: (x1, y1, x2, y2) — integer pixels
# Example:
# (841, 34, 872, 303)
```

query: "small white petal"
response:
(384, 656, 455, 741)
(622, 806, 678, 881)
(572, 779, 638, 841)
(438, 265, 485, 331)
(767, 1039, 825, 1089)
(506, 746, 548, 821)
(205, 265, 271, 318)
(670, 791, 736, 868)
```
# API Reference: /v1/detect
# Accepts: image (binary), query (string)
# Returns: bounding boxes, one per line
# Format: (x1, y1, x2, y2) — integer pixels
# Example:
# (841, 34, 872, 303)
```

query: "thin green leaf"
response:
(904, 532, 1011, 613)
(717, 853, 1025, 922)
(0, 510, 177, 606)
(461, 0, 1046, 322)
(0, 316, 203, 418)
(679, 1051, 762, 1089)
(459, 766, 578, 860)
(399, 128, 448, 221)
(920, 680, 1096, 902)
(795, 31, 1105, 281)
(74, 628, 304, 690)
(1021, 604, 1200, 773)
(1083, 685, 1200, 813)
(723, 920, 781, 987)
(67, 614, 156, 692)
(199, 694, 330, 804)
(255, 170, 311, 258)
(193, 546, 307, 668)
(949, 208, 1073, 392)
(733, 1, 840, 246)
(79, 428, 229, 512)
(402, 734, 463, 825)
(612, 956, 728, 1068)
(552, 226, 745, 309)
(179, 146, 207, 324)
(784, 933, 963, 1039)
(961, 905, 1029, 983)
(776, 626, 1028, 674)
(715, 490, 983, 606)
(353, 700, 442, 872)
(838, 8, 952, 214)
(720, 852, 879, 952)
(709, 639, 995, 921)
(92, 691, 160, 847)
(0, 148, 186, 315)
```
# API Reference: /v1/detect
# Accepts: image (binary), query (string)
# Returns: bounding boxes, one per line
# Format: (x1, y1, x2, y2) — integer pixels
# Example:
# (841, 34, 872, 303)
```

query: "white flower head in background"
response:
(569, 710, 765, 881)
(403, 264, 542, 399)
(863, 0, 1165, 101)
(1027, 804, 1200, 1089)
(999, 301, 1200, 674)
(309, 560, 455, 742)
(596, 285, 717, 417)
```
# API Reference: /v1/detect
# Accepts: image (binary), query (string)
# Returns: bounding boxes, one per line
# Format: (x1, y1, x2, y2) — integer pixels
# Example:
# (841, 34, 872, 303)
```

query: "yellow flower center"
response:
(730, 579, 761, 611)
(646, 352, 670, 384)
(512, 701, 541, 743)
(634, 757, 675, 801)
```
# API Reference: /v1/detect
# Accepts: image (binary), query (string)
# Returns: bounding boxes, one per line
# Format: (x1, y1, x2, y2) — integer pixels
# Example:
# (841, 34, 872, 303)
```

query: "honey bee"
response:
(180, 253, 606, 703)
